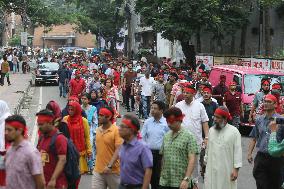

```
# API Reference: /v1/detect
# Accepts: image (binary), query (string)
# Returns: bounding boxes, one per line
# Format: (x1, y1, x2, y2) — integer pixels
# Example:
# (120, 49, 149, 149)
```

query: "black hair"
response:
(152, 101, 166, 112)
(163, 107, 183, 118)
(104, 78, 114, 88)
(5, 115, 26, 126)
(81, 92, 91, 100)
(3, 55, 7, 61)
(36, 109, 55, 117)
(123, 114, 140, 132)
(5, 115, 26, 135)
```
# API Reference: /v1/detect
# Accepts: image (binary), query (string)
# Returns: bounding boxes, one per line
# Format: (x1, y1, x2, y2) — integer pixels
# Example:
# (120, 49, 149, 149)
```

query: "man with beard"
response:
(223, 81, 244, 129)
(204, 107, 242, 189)
(5, 115, 45, 189)
(249, 78, 271, 123)
(212, 75, 228, 105)
(69, 70, 86, 99)
(247, 94, 284, 189)
(164, 72, 178, 108)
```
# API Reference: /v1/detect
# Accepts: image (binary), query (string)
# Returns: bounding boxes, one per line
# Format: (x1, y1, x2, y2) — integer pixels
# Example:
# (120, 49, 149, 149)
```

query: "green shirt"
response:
(268, 132, 284, 157)
(160, 128, 199, 187)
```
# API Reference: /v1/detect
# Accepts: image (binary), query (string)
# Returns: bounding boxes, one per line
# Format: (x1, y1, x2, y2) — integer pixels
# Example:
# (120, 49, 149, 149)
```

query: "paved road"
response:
(21, 85, 257, 189)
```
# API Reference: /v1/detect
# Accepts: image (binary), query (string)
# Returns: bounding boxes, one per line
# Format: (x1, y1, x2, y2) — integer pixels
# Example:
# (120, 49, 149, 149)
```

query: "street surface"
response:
(17, 84, 257, 189)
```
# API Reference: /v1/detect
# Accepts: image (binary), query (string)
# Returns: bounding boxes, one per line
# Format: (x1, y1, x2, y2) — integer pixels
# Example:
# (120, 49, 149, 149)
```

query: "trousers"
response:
(151, 150, 162, 189)
(253, 152, 284, 189)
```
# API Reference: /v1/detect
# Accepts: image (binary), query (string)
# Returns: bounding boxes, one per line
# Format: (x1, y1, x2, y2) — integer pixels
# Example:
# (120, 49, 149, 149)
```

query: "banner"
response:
(271, 60, 284, 72)
(196, 55, 214, 68)
(251, 58, 271, 70)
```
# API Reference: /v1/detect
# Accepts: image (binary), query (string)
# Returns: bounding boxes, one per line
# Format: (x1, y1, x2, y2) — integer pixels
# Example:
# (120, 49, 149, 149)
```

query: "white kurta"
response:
(204, 124, 242, 189)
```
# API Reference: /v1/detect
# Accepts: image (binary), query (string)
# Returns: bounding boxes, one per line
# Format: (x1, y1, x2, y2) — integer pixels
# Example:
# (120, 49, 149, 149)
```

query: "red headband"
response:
(214, 108, 232, 120)
(272, 84, 281, 90)
(122, 119, 138, 131)
(265, 94, 278, 103)
(229, 81, 237, 86)
(99, 108, 113, 117)
(203, 87, 212, 94)
(37, 115, 54, 124)
(166, 115, 184, 124)
(6, 121, 28, 138)
(262, 80, 270, 85)
(184, 87, 196, 94)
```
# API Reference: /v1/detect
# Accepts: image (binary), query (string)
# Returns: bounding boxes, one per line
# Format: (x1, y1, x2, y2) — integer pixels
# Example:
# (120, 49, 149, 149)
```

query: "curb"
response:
(14, 79, 32, 115)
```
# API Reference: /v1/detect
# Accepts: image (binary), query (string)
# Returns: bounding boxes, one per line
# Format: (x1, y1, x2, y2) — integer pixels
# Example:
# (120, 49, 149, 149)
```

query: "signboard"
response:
(251, 58, 271, 70)
(21, 32, 28, 46)
(271, 60, 284, 72)
(213, 56, 224, 65)
(196, 55, 214, 68)
(238, 58, 252, 67)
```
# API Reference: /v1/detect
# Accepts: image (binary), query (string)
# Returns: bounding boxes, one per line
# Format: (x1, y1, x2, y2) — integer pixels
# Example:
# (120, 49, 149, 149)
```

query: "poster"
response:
(196, 55, 214, 68)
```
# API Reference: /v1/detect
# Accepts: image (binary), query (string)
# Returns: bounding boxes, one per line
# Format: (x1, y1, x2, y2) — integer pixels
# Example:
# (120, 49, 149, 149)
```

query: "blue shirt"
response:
(141, 117, 169, 150)
(249, 113, 284, 153)
(119, 138, 153, 185)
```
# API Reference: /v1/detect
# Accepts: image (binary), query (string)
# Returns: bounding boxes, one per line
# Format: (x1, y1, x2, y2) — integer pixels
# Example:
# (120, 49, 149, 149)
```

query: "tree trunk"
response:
(181, 41, 196, 70)
(217, 37, 223, 54)
(230, 34, 235, 55)
(264, 7, 271, 57)
(239, 23, 248, 56)
(196, 29, 201, 53)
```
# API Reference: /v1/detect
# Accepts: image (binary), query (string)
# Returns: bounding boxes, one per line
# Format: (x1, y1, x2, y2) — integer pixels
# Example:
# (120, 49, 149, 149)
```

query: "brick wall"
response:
(33, 24, 96, 49)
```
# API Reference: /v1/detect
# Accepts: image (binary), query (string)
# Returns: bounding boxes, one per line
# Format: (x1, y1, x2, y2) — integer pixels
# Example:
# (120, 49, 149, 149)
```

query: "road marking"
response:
(30, 86, 42, 145)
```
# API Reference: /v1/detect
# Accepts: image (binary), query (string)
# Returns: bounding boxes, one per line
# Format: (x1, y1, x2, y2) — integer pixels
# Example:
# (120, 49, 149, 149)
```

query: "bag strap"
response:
(49, 132, 63, 156)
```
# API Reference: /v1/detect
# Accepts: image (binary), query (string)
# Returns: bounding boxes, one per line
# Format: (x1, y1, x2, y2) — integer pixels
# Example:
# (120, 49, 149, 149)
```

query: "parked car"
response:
(35, 62, 59, 86)
(209, 65, 284, 127)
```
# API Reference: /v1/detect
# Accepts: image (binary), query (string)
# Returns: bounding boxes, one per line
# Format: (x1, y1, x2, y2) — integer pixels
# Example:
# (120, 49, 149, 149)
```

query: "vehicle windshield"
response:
(244, 74, 284, 95)
(39, 63, 59, 70)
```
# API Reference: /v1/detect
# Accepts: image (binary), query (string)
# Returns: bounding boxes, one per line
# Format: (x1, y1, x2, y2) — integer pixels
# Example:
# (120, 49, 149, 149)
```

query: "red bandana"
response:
(214, 108, 232, 120)
(166, 115, 185, 124)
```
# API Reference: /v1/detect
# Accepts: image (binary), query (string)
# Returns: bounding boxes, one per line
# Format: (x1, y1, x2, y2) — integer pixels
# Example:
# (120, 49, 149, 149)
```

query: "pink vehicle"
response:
(209, 65, 284, 127)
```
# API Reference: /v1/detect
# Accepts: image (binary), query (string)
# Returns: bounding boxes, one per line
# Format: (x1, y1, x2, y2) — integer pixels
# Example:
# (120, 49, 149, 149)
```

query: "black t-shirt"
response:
(202, 100, 219, 128)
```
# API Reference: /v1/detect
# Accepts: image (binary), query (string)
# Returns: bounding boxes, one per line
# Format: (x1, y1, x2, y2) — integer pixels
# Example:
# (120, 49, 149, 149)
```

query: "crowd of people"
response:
(0, 51, 283, 189)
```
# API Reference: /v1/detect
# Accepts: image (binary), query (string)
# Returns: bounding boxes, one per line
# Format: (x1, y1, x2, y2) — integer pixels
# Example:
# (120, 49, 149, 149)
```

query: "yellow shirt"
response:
(95, 124, 123, 174)
(1, 61, 9, 73)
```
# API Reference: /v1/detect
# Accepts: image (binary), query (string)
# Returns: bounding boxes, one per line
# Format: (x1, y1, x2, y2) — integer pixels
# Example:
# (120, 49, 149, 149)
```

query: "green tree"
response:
(8, 34, 21, 46)
(136, 0, 220, 68)
(70, 0, 125, 56)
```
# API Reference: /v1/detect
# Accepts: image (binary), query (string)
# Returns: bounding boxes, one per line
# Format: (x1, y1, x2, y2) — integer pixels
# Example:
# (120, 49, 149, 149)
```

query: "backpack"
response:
(38, 132, 80, 188)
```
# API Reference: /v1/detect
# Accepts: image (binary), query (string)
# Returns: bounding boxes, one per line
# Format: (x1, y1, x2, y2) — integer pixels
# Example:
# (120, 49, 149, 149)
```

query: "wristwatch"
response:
(183, 177, 190, 182)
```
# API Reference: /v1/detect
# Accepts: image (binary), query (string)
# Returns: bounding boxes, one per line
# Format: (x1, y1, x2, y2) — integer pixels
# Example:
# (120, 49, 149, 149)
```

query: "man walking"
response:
(5, 115, 45, 189)
(249, 78, 271, 122)
(212, 75, 228, 105)
(92, 107, 123, 189)
(204, 107, 242, 189)
(36, 110, 68, 189)
(118, 114, 153, 189)
(164, 73, 178, 108)
(139, 71, 155, 119)
(152, 74, 166, 103)
(223, 81, 244, 129)
(175, 84, 209, 186)
(58, 64, 69, 98)
(141, 101, 169, 189)
(69, 70, 86, 99)
(160, 107, 199, 189)
(247, 94, 284, 189)
(201, 86, 218, 128)
(1, 56, 11, 86)
(123, 63, 137, 112)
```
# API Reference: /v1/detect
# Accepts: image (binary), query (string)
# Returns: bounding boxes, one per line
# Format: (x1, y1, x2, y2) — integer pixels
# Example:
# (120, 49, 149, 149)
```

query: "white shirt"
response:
(196, 97, 218, 104)
(175, 100, 209, 145)
(139, 76, 155, 96)
(7, 54, 12, 61)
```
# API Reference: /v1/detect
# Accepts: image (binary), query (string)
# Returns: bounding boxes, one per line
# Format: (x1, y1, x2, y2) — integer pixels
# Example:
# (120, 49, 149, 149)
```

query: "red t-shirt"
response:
(224, 91, 242, 116)
(38, 129, 68, 188)
(70, 78, 86, 97)
(113, 71, 120, 86)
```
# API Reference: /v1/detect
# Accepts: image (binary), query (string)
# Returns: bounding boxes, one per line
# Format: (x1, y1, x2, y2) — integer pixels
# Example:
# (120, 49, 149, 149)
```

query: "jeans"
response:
(12, 64, 17, 73)
(253, 152, 284, 189)
(142, 95, 151, 119)
(59, 82, 67, 97)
